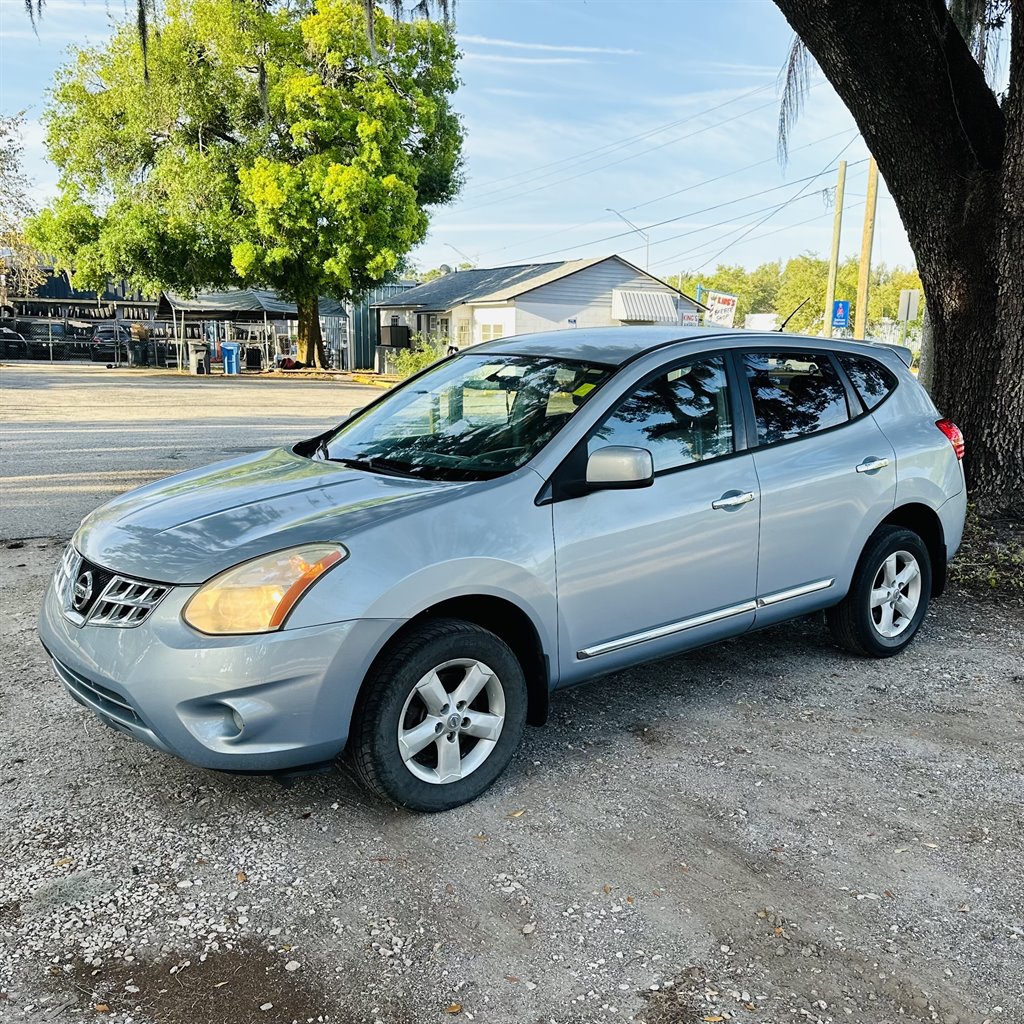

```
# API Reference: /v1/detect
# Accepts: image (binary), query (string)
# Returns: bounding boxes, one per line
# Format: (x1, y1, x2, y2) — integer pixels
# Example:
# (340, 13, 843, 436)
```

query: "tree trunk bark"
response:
(296, 293, 327, 369)
(772, 0, 1024, 515)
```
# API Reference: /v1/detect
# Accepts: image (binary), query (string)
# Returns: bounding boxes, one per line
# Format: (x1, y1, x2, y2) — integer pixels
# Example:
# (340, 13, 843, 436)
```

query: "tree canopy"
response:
(771, 0, 1021, 512)
(670, 257, 923, 339)
(28, 0, 464, 366)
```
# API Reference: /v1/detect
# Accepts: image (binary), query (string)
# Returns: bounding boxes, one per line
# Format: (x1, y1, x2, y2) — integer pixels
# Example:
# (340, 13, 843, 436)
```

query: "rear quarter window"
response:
(742, 350, 850, 445)
(839, 354, 899, 410)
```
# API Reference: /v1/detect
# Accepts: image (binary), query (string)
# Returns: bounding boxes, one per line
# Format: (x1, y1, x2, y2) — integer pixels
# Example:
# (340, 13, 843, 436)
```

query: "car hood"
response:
(75, 447, 465, 584)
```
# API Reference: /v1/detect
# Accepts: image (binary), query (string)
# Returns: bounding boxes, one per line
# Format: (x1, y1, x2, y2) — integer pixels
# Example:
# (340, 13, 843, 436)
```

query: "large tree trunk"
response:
(772, 0, 1024, 516)
(296, 293, 327, 369)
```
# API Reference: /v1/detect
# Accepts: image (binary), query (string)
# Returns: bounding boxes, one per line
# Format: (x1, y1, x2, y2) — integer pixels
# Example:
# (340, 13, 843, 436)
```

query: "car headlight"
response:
(183, 544, 347, 635)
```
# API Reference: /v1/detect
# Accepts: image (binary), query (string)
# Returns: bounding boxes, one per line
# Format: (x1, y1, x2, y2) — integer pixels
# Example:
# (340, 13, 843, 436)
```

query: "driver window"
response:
(588, 355, 734, 472)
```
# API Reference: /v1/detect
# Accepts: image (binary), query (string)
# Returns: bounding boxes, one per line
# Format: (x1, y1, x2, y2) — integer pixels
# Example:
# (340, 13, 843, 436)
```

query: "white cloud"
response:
(462, 52, 590, 66)
(458, 34, 638, 56)
(481, 87, 550, 99)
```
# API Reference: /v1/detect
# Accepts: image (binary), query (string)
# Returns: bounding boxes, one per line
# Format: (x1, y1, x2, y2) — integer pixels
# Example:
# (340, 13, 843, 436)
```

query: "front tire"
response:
(827, 526, 932, 658)
(350, 618, 528, 812)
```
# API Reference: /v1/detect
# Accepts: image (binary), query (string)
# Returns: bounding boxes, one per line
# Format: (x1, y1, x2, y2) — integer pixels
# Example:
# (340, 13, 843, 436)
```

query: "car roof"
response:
(473, 325, 912, 368)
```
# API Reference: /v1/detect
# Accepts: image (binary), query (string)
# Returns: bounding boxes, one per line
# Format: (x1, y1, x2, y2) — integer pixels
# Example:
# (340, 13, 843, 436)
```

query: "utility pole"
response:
(822, 160, 847, 339)
(854, 156, 879, 339)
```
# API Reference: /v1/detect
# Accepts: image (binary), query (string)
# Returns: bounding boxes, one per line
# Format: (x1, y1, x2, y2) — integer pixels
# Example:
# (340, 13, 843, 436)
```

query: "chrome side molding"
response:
(578, 578, 835, 659)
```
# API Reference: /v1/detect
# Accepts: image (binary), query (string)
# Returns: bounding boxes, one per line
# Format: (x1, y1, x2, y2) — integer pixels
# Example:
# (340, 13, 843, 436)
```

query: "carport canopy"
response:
(158, 288, 346, 321)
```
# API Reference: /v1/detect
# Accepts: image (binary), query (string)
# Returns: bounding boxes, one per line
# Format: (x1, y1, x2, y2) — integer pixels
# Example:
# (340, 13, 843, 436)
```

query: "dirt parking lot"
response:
(1, 365, 1022, 1024)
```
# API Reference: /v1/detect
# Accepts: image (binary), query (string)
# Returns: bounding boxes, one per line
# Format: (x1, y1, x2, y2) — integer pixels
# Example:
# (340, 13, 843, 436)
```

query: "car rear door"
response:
(738, 345, 897, 623)
(550, 352, 760, 685)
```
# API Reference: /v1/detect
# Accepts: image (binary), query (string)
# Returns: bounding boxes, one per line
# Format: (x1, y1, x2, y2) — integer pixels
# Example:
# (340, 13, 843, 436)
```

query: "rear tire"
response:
(827, 526, 932, 658)
(350, 618, 527, 812)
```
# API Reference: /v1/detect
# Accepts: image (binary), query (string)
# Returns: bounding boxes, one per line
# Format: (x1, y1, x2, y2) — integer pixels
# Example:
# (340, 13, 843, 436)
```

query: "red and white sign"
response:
(704, 290, 738, 328)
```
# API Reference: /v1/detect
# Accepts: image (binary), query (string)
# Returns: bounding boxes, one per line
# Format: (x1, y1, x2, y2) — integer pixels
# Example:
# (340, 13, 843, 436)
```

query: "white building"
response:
(372, 255, 705, 350)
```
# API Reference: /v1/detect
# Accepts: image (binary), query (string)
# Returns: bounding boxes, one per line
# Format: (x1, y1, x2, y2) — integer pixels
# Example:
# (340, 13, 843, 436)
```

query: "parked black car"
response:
(0, 325, 29, 359)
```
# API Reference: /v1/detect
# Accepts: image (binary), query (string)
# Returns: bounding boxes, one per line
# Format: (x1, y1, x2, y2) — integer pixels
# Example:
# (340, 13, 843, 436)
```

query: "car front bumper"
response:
(38, 574, 400, 772)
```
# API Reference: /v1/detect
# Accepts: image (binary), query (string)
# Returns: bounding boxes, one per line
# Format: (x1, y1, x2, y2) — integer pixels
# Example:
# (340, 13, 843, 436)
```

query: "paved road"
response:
(0, 362, 378, 540)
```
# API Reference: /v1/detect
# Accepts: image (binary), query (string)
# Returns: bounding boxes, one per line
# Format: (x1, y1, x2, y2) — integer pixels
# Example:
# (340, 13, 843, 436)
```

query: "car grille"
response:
(55, 544, 170, 628)
(50, 655, 145, 730)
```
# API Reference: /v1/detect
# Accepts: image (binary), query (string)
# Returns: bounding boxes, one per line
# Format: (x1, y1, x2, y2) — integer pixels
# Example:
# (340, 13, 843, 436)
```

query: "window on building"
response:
(457, 320, 470, 347)
(588, 356, 734, 473)
(480, 324, 504, 342)
(742, 351, 850, 445)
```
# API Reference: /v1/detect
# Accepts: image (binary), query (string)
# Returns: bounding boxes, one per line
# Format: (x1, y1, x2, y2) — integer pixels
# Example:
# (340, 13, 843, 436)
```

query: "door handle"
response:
(856, 457, 890, 473)
(711, 490, 756, 510)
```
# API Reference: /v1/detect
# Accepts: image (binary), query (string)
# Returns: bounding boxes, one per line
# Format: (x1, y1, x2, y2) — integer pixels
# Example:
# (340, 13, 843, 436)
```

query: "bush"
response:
(391, 335, 450, 379)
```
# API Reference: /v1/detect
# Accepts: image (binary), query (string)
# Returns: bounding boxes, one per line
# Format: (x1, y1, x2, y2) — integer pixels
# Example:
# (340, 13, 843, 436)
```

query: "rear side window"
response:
(743, 351, 850, 445)
(839, 354, 899, 410)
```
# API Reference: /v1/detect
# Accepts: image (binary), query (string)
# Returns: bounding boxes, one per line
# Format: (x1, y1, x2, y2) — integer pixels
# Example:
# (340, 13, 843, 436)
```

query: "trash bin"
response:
(188, 341, 210, 375)
(128, 340, 148, 367)
(222, 341, 241, 375)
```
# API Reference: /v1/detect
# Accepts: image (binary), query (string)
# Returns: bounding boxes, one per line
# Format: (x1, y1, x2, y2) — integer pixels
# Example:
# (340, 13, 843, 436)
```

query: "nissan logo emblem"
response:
(72, 570, 94, 611)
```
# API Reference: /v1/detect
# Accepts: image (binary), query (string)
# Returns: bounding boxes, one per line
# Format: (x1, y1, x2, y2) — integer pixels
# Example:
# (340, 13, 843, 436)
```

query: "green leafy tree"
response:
(28, 0, 463, 367)
(670, 261, 781, 325)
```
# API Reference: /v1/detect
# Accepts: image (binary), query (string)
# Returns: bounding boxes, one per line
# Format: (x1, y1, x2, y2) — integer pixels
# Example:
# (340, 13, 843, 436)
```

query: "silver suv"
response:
(39, 328, 967, 811)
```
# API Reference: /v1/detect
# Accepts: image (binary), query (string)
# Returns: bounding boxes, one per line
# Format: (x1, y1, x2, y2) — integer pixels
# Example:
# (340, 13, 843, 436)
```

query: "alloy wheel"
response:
(869, 549, 922, 638)
(397, 659, 506, 785)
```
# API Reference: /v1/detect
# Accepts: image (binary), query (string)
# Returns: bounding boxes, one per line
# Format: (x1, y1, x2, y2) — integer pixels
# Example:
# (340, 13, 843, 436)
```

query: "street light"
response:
(606, 208, 650, 271)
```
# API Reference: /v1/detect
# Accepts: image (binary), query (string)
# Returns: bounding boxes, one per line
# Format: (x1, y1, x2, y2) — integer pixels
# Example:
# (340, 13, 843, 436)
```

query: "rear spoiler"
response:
(869, 342, 915, 368)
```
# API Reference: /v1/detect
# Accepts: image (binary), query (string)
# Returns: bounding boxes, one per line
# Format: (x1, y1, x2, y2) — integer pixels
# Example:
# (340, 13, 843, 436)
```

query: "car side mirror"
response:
(585, 446, 654, 490)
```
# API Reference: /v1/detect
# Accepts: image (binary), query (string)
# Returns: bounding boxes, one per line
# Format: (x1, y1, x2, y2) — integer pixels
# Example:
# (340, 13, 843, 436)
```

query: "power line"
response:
(509, 156, 868, 263)
(457, 92, 805, 213)
(459, 81, 779, 201)
(653, 200, 868, 274)
(474, 127, 858, 261)
(621, 127, 854, 214)
(691, 135, 860, 272)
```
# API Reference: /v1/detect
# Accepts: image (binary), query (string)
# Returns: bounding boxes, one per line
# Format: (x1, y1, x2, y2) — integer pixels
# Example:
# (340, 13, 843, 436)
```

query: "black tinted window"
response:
(743, 351, 849, 445)
(589, 356, 734, 472)
(839, 355, 898, 410)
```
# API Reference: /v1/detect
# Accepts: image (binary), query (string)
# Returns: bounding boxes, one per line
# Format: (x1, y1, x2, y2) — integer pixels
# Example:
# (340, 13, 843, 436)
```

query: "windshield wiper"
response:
(329, 455, 422, 479)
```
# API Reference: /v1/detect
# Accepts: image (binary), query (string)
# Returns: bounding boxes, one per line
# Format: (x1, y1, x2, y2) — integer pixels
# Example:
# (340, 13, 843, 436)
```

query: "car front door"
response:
(550, 353, 760, 685)
(738, 346, 897, 623)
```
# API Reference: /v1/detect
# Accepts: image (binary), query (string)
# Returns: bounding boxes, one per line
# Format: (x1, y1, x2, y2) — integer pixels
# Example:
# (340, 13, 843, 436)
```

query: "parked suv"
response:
(39, 328, 966, 811)
(90, 323, 134, 362)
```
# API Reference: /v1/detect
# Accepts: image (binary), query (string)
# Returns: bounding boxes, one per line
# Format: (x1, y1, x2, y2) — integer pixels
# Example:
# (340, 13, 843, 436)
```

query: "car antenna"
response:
(777, 297, 810, 332)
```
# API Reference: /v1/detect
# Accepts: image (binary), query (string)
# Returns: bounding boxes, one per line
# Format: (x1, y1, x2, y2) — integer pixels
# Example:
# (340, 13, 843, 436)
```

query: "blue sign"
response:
(832, 300, 850, 329)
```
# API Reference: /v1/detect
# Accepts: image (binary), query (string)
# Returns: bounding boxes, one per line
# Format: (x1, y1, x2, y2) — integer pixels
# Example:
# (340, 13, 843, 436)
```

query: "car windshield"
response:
(310, 353, 613, 481)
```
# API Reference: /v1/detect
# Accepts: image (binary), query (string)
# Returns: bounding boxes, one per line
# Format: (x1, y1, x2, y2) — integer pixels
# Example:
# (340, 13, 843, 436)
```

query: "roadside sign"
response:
(704, 291, 738, 328)
(679, 309, 701, 328)
(832, 300, 850, 329)
(898, 288, 921, 322)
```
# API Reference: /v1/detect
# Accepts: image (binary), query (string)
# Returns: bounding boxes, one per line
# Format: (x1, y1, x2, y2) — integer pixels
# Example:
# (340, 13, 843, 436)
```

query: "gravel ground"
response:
(1, 539, 1021, 1024)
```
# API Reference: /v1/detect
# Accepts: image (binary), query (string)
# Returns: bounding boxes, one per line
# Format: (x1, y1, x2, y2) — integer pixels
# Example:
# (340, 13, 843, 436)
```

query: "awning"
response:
(611, 288, 680, 323)
(159, 289, 346, 320)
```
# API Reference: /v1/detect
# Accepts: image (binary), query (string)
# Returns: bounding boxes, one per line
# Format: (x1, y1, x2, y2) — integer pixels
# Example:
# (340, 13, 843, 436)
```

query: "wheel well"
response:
(881, 503, 946, 596)
(368, 596, 550, 726)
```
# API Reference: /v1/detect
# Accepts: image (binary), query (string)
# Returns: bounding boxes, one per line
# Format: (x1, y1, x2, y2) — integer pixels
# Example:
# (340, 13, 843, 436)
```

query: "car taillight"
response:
(936, 419, 964, 460)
